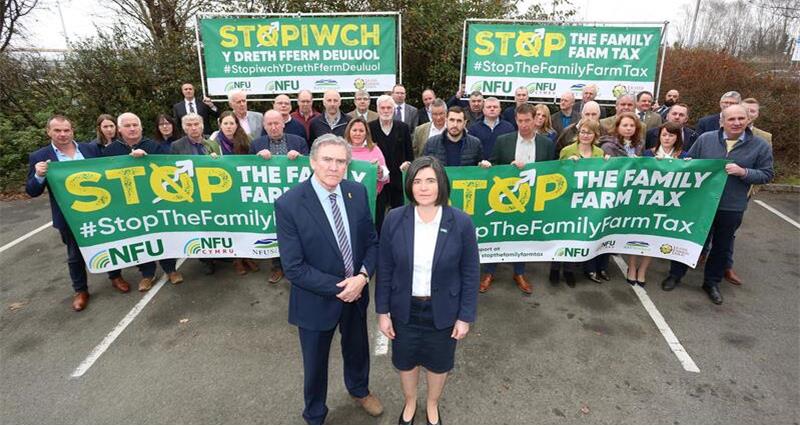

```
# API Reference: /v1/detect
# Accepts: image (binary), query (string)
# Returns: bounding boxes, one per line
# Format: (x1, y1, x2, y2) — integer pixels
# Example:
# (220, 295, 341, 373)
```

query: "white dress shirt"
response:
(412, 206, 442, 297)
(185, 98, 197, 114)
(514, 133, 537, 164)
(428, 123, 445, 140)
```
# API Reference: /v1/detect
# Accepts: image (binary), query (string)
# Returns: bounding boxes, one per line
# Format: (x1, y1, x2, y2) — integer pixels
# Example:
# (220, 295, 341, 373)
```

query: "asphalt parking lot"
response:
(1, 191, 798, 424)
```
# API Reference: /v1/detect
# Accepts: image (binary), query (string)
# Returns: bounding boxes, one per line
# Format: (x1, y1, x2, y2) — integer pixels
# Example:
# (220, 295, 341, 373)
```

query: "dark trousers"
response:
(58, 227, 87, 292)
(138, 259, 177, 278)
(297, 303, 370, 424)
(703, 210, 743, 288)
(483, 262, 525, 275)
(583, 253, 610, 273)
(550, 262, 577, 273)
(376, 186, 404, 235)
(107, 270, 121, 279)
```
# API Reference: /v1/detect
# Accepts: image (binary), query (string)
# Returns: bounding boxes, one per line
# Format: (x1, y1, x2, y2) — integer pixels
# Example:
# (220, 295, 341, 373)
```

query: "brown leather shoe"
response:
(353, 393, 384, 417)
(244, 259, 260, 272)
(513, 274, 532, 294)
(479, 273, 494, 293)
(72, 291, 89, 311)
(233, 260, 248, 275)
(138, 277, 155, 292)
(724, 268, 743, 285)
(110, 277, 130, 293)
(168, 271, 184, 285)
(268, 268, 284, 284)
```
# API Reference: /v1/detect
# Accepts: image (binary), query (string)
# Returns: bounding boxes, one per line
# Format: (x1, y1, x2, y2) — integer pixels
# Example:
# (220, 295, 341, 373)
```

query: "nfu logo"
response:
(601, 240, 616, 249)
(555, 247, 590, 258)
(224, 81, 251, 92)
(91, 240, 165, 268)
(265, 80, 299, 92)
(184, 237, 235, 256)
(471, 80, 512, 94)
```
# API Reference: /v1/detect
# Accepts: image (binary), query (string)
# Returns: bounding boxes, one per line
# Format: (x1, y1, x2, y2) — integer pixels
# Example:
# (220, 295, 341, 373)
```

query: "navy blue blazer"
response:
(275, 178, 378, 331)
(26, 142, 101, 231)
(249, 134, 309, 156)
(376, 205, 480, 330)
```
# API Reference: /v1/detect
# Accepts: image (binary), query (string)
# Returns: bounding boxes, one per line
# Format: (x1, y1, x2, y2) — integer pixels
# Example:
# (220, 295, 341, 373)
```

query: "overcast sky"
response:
(21, 0, 695, 50)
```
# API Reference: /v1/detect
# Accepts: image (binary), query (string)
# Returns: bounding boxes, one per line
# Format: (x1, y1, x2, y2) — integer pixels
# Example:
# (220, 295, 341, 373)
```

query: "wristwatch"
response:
(358, 271, 369, 281)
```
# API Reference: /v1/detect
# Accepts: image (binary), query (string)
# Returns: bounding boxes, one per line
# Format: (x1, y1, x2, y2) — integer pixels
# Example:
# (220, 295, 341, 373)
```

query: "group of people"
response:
(26, 81, 773, 425)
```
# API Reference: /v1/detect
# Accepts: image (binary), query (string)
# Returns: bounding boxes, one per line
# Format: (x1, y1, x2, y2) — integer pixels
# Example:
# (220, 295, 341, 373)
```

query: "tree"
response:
(0, 0, 39, 51)
(105, 0, 213, 45)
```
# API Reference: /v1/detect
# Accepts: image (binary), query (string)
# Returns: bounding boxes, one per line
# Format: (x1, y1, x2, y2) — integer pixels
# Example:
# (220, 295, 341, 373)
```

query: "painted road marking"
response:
(612, 255, 700, 373)
(0, 222, 52, 254)
(71, 258, 186, 378)
(754, 200, 800, 230)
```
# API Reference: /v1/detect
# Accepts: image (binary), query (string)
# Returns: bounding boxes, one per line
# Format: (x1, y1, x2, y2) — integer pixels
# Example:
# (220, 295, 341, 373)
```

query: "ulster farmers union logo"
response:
(184, 237, 235, 256)
(90, 251, 111, 270)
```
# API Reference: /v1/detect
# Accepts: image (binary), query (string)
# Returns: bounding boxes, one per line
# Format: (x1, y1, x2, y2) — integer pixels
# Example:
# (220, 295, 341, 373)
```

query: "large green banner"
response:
(444, 158, 726, 267)
(199, 15, 398, 96)
(463, 22, 662, 101)
(47, 155, 378, 273)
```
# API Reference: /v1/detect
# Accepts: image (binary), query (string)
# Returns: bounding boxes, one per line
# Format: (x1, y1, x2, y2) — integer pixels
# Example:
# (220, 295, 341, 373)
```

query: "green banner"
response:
(47, 155, 377, 273)
(463, 22, 662, 101)
(444, 158, 726, 267)
(199, 15, 398, 96)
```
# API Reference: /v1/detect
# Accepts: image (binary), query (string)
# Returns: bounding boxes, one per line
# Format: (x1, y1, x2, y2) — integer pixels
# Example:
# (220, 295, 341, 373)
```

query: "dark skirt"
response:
(391, 298, 457, 374)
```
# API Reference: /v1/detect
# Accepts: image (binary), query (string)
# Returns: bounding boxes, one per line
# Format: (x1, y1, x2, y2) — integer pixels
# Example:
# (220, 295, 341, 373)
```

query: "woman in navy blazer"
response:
(376, 156, 480, 425)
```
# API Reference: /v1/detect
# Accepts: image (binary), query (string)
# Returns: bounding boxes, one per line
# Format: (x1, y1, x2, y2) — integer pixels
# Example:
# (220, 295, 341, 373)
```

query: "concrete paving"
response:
(1, 193, 798, 424)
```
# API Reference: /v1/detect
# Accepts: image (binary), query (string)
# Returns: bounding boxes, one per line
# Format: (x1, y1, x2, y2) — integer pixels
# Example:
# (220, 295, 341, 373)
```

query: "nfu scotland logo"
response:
(184, 237, 235, 256)
(254, 238, 278, 249)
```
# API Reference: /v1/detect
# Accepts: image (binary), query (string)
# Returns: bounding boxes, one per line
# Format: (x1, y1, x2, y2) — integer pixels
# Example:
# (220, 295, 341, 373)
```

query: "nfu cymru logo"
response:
(90, 240, 165, 268)
(184, 237, 235, 256)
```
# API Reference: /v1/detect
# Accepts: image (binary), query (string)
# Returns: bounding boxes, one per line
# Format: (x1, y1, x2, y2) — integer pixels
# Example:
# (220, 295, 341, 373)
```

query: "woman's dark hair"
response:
(95, 114, 117, 146)
(404, 156, 450, 206)
(654, 121, 684, 155)
(153, 114, 182, 143)
(611, 112, 643, 148)
(218, 110, 251, 154)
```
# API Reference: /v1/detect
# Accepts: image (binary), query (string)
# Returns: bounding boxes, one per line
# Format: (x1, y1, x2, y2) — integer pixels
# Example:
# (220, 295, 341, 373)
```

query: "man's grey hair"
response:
(582, 101, 600, 114)
(484, 97, 500, 104)
(181, 112, 204, 128)
(310, 134, 352, 163)
(720, 104, 750, 120)
(616, 94, 634, 105)
(469, 90, 483, 98)
(376, 94, 396, 109)
(720, 91, 742, 103)
(430, 98, 447, 110)
(228, 89, 247, 102)
(355, 89, 370, 99)
(117, 112, 141, 127)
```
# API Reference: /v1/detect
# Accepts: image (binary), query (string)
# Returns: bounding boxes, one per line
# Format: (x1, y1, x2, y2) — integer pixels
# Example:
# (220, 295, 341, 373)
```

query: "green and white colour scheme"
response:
(46, 155, 377, 273)
(198, 14, 398, 96)
(463, 21, 663, 101)
(441, 158, 727, 267)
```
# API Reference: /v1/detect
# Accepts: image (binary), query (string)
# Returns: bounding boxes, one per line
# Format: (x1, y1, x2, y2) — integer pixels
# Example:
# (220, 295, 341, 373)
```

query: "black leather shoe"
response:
(637, 281, 646, 288)
(585, 272, 602, 283)
(426, 408, 442, 425)
(703, 285, 723, 305)
(599, 270, 611, 281)
(626, 278, 637, 286)
(399, 407, 415, 425)
(661, 276, 679, 291)
(549, 269, 559, 285)
(564, 272, 576, 288)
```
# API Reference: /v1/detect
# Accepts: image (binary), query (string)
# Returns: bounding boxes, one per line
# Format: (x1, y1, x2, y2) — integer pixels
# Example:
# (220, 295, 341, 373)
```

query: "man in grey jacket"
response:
(660, 105, 773, 304)
(229, 89, 264, 140)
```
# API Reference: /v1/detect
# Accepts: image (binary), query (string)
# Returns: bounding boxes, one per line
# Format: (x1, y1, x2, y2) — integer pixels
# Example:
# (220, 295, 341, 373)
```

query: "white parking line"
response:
(374, 333, 388, 356)
(611, 255, 700, 373)
(754, 200, 800, 230)
(0, 222, 52, 254)
(71, 258, 186, 378)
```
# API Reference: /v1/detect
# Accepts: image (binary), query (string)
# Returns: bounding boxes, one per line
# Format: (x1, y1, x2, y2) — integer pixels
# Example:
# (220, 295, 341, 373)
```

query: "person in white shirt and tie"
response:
(391, 84, 419, 134)
(172, 83, 219, 135)
(348, 89, 379, 122)
(634, 90, 662, 131)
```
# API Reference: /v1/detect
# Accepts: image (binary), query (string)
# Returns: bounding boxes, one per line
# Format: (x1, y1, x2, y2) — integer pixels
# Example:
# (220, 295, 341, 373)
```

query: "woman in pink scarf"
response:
(344, 116, 390, 193)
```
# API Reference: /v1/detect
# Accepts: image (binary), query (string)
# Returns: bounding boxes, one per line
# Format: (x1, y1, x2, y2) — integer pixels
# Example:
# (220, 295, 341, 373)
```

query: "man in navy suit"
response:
(696, 91, 741, 134)
(173, 83, 219, 135)
(275, 134, 383, 424)
(26, 115, 102, 311)
(645, 103, 698, 151)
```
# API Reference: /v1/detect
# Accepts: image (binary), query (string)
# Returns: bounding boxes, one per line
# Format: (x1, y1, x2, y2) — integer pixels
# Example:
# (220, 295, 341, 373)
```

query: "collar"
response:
(414, 205, 442, 225)
(51, 141, 79, 153)
(722, 131, 745, 142)
(188, 136, 205, 145)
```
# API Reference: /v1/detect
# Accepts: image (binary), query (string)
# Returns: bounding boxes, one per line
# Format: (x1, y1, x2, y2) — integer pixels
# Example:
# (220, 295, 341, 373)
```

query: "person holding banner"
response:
(27, 115, 102, 311)
(482, 103, 556, 294)
(556, 119, 606, 285)
(376, 156, 479, 426)
(344, 117, 389, 194)
(661, 104, 773, 305)
(90, 114, 119, 152)
(275, 134, 383, 424)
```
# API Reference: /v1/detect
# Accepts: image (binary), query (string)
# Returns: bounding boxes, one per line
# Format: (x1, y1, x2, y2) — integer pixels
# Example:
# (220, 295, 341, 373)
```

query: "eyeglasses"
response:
(578, 130, 594, 136)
